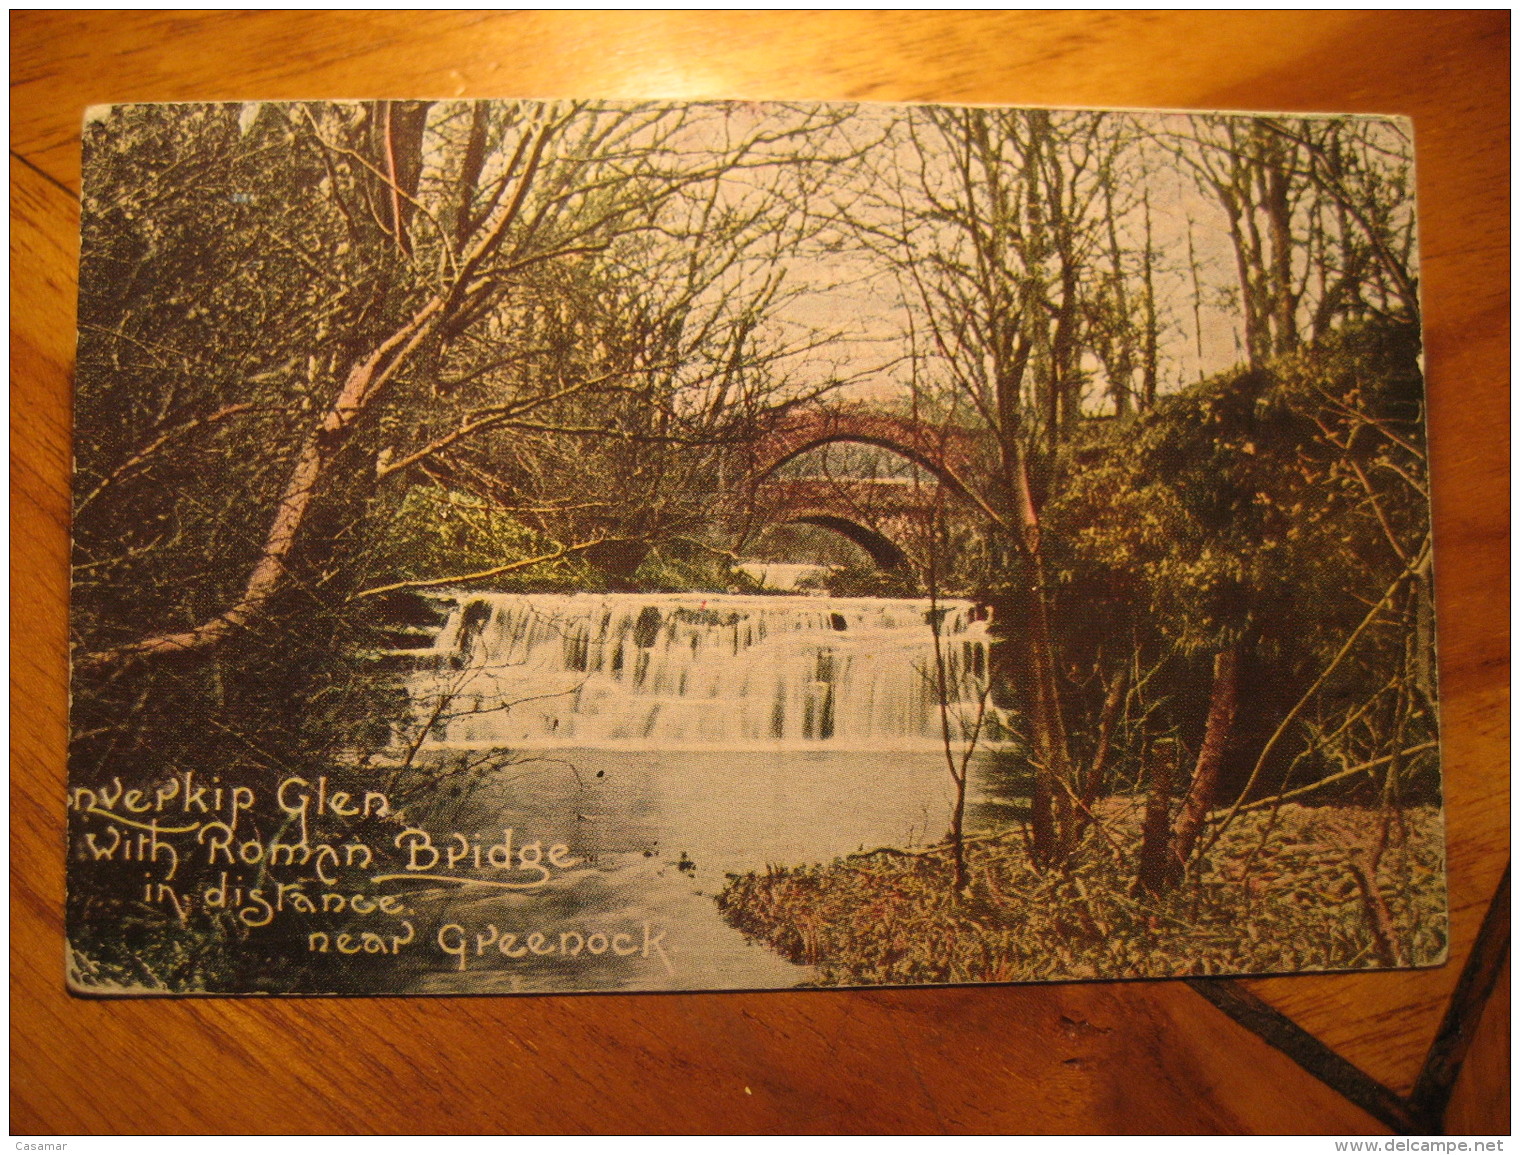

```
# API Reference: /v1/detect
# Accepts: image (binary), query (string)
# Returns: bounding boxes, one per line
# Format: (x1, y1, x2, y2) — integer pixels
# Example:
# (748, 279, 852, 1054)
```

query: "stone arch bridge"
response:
(734, 404, 995, 575)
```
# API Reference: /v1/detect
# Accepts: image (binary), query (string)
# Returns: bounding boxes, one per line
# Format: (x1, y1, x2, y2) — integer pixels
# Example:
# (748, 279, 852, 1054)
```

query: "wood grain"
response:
(11, 10, 1508, 1134)
(1445, 955, 1511, 1135)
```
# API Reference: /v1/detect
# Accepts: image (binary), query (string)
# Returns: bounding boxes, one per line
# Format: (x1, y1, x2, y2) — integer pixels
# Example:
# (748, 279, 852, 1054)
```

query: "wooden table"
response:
(11, 11, 1508, 1135)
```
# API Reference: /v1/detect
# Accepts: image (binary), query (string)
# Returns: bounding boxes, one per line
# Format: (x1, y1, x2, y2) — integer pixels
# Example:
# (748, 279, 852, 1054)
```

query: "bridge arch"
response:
(747, 407, 986, 509)
(740, 406, 990, 576)
(758, 435, 966, 498)
(777, 513, 911, 573)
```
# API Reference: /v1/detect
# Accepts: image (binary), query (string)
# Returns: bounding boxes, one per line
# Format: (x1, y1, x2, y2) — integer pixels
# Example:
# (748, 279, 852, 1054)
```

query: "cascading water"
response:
(381, 589, 1013, 993)
(405, 592, 995, 752)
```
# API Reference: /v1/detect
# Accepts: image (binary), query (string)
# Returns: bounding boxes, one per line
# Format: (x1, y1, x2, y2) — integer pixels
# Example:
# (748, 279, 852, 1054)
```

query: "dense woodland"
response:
(69, 100, 1438, 989)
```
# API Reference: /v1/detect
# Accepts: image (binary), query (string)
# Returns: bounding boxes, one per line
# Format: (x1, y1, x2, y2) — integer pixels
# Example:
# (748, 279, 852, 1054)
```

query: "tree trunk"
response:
(1134, 739, 1177, 897)
(1080, 665, 1128, 808)
(1024, 587, 1073, 867)
(454, 102, 490, 248)
(1142, 193, 1160, 404)
(376, 100, 431, 255)
(1051, 271, 1080, 442)
(1068, 664, 1128, 849)
(1226, 200, 1269, 370)
(1101, 179, 1133, 417)
(1004, 445, 1077, 869)
(1162, 644, 1242, 888)
(1263, 140, 1299, 358)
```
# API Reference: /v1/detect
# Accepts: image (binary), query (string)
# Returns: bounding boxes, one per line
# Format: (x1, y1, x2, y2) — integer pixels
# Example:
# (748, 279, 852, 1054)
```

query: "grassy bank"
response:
(716, 802, 1446, 985)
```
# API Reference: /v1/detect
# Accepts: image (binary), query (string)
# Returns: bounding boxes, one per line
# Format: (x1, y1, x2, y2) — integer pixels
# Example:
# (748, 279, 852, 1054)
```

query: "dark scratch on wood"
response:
(10, 148, 77, 202)
(1187, 977, 1416, 1134)
(1409, 863, 1510, 1131)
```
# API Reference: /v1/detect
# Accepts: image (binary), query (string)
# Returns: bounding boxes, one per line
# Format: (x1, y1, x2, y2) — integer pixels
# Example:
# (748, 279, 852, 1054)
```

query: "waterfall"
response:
(404, 592, 995, 752)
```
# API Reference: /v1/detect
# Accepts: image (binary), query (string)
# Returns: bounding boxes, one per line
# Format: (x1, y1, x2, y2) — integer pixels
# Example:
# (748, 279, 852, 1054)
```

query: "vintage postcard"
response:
(68, 99, 1444, 995)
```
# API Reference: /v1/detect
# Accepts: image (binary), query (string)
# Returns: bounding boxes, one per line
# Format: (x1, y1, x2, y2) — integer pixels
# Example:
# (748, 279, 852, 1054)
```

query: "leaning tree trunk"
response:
(1161, 643, 1242, 890)
(76, 297, 446, 671)
(1068, 664, 1128, 851)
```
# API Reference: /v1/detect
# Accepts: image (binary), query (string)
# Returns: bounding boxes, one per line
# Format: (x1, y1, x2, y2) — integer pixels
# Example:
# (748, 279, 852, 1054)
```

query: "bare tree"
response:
(1165, 115, 1418, 369)
(841, 106, 1136, 867)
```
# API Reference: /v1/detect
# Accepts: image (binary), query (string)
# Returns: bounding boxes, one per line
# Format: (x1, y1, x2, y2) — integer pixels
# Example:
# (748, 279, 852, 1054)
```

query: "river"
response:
(388, 590, 1013, 993)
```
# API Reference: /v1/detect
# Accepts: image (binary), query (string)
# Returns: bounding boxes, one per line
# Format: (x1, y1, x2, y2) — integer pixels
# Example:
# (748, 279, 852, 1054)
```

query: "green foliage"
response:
(628, 543, 737, 593)
(806, 564, 917, 599)
(1049, 322, 1425, 654)
(1033, 320, 1434, 806)
(364, 485, 600, 592)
